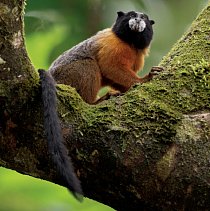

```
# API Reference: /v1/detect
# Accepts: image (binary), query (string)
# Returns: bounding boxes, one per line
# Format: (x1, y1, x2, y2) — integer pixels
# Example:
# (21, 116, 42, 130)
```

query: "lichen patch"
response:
(0, 3, 10, 16)
(0, 57, 6, 65)
(12, 31, 23, 48)
(156, 144, 177, 181)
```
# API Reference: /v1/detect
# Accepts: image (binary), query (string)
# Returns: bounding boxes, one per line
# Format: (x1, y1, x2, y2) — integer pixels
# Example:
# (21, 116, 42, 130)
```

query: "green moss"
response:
(57, 84, 86, 109)
(189, 59, 210, 88)
(0, 72, 38, 109)
(140, 5, 210, 114)
(56, 84, 88, 132)
(160, 6, 210, 69)
(123, 89, 181, 141)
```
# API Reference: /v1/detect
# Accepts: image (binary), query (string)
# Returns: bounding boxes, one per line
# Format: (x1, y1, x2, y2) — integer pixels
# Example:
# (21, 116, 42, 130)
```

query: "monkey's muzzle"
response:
(129, 18, 146, 32)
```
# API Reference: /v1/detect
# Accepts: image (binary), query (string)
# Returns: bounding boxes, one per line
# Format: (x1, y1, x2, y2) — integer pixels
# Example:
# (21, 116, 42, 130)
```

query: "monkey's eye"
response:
(130, 13, 136, 18)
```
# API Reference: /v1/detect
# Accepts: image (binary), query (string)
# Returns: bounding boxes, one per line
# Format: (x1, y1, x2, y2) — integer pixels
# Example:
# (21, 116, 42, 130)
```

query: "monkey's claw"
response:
(150, 66, 164, 75)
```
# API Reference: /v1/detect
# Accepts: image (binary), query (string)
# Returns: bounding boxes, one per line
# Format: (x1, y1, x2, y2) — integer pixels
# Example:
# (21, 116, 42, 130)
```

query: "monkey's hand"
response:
(141, 66, 164, 83)
(150, 66, 164, 73)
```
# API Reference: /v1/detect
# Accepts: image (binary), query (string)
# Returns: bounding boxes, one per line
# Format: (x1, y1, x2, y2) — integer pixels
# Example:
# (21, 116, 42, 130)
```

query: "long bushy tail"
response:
(38, 69, 83, 201)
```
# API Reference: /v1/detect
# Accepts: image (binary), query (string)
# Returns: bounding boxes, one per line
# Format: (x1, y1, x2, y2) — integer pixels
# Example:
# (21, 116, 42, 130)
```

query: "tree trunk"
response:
(0, 0, 210, 210)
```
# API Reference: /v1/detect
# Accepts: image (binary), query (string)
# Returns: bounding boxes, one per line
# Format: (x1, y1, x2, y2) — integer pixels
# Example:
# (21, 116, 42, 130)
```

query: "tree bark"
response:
(0, 1, 210, 210)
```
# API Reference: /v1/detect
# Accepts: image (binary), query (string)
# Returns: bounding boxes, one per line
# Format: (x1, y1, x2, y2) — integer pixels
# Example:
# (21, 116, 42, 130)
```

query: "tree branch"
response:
(0, 1, 210, 210)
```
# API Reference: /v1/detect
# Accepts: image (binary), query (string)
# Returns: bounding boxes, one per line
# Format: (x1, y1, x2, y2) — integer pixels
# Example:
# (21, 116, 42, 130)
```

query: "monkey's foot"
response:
(94, 91, 121, 104)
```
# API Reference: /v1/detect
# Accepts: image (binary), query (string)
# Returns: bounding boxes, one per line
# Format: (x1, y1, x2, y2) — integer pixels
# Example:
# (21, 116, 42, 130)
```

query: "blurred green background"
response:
(0, 0, 208, 210)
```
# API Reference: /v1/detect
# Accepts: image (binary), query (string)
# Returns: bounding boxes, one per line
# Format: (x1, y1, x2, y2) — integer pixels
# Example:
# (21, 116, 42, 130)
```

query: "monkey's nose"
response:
(135, 18, 140, 23)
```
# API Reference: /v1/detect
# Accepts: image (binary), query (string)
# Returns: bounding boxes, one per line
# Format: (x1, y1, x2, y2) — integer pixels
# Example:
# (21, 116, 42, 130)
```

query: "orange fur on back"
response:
(96, 29, 149, 73)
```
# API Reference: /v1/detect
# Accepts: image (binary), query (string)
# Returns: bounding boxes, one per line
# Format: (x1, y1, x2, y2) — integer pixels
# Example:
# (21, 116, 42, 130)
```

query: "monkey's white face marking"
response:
(129, 12, 146, 32)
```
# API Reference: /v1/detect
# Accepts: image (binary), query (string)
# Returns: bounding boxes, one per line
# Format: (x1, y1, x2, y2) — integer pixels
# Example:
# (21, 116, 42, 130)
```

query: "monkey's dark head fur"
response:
(112, 11, 155, 49)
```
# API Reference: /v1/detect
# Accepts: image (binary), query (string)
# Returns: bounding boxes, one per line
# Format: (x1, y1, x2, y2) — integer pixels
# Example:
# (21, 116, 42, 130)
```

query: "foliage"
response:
(0, 168, 113, 211)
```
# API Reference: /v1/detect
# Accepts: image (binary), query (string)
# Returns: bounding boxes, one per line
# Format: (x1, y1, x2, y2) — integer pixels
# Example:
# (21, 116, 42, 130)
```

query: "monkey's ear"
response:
(150, 20, 155, 25)
(117, 11, 125, 17)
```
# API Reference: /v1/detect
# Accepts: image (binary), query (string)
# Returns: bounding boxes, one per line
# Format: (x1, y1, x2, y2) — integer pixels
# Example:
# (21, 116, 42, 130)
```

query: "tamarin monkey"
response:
(38, 11, 155, 200)
(49, 11, 156, 104)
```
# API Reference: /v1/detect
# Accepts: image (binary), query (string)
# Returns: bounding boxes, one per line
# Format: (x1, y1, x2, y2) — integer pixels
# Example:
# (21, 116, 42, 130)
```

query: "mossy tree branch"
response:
(0, 0, 210, 210)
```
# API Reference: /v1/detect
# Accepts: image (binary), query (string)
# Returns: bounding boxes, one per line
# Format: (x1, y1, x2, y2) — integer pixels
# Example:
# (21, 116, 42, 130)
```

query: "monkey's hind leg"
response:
(74, 60, 102, 104)
(50, 59, 102, 104)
